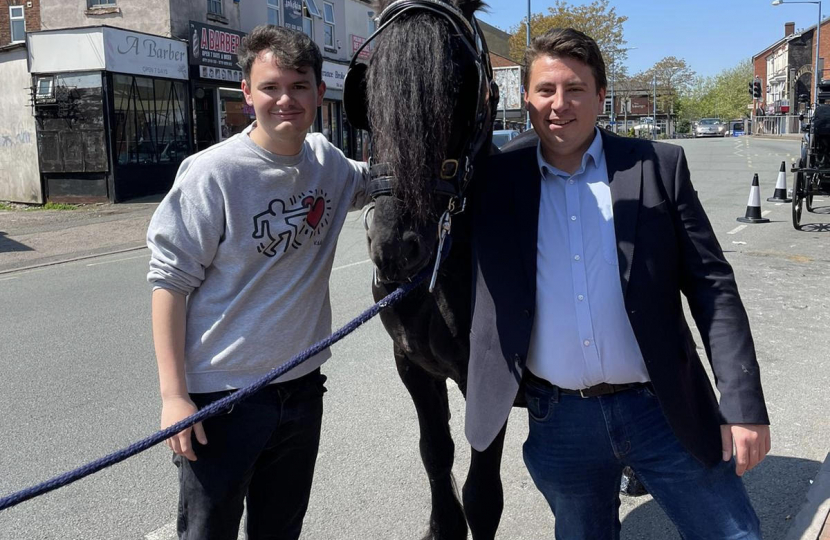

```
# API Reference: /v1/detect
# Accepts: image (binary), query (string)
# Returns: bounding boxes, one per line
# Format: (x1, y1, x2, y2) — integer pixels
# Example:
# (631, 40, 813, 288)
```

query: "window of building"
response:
(304, 0, 321, 19)
(303, 4, 313, 39)
(207, 0, 223, 16)
(604, 98, 613, 114)
(112, 74, 189, 165)
(87, 0, 117, 7)
(323, 2, 335, 49)
(367, 12, 376, 37)
(35, 76, 55, 102)
(10, 6, 25, 43)
(267, 0, 280, 26)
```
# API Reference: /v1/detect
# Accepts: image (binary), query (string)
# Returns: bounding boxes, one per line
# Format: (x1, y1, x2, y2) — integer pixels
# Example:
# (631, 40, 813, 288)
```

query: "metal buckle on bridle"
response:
(428, 208, 453, 293)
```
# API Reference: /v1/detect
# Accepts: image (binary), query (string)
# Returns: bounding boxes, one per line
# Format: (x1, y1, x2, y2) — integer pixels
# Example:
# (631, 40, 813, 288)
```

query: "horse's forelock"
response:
(373, 1, 487, 21)
(366, 13, 465, 223)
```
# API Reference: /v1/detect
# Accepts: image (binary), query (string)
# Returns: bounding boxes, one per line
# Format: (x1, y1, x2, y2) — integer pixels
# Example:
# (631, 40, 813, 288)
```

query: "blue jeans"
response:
(522, 377, 762, 540)
(174, 370, 326, 540)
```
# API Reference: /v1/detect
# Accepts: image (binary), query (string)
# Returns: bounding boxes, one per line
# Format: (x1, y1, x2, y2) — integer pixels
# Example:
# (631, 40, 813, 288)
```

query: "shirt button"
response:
(513, 353, 522, 362)
(577, 294, 584, 301)
(583, 340, 591, 347)
(570, 215, 577, 221)
(574, 255, 581, 261)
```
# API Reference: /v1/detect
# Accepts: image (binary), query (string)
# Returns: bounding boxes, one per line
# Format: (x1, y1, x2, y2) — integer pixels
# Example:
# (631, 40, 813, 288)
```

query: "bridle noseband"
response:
(344, 0, 499, 292)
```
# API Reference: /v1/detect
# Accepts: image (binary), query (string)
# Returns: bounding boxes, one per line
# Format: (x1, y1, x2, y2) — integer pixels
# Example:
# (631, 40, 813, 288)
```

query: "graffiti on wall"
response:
(0, 125, 34, 148)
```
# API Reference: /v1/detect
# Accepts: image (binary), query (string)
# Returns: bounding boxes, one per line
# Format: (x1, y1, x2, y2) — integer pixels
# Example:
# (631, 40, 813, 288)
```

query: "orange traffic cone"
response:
(767, 161, 792, 203)
(738, 174, 770, 223)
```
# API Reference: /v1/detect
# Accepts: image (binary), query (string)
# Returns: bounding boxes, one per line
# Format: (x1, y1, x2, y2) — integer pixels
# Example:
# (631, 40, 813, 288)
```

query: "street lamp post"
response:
(773, 0, 822, 109)
(609, 47, 637, 134)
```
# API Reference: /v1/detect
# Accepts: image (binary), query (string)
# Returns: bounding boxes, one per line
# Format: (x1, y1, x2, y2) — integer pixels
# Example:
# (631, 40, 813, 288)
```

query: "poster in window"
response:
(283, 0, 304, 33)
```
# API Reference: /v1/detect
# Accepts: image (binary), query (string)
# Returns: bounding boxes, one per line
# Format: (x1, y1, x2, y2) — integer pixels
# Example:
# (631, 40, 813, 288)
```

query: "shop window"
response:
(88, 0, 117, 7)
(112, 74, 189, 166)
(267, 0, 280, 26)
(219, 88, 254, 140)
(10, 6, 25, 43)
(207, 0, 223, 16)
(320, 100, 340, 148)
(323, 2, 335, 49)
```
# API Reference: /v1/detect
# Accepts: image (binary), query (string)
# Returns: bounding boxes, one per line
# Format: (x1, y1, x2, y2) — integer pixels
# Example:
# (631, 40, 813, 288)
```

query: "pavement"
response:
(2, 136, 829, 538)
(0, 196, 160, 274)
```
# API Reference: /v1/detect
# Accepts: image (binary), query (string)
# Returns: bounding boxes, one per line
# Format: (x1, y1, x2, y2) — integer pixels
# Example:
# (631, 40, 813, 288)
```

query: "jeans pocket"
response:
(525, 391, 554, 423)
(641, 383, 658, 399)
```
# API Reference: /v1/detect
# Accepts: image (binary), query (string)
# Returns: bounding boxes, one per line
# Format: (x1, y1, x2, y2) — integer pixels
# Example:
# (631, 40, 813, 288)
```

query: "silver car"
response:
(694, 118, 726, 138)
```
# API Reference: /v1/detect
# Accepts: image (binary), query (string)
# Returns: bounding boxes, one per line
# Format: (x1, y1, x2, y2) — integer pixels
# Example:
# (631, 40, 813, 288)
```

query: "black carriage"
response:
(792, 105, 830, 229)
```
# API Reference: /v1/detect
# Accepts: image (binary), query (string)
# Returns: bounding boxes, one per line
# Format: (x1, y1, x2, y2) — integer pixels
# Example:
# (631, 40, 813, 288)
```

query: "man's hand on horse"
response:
(161, 395, 208, 462)
(721, 424, 771, 476)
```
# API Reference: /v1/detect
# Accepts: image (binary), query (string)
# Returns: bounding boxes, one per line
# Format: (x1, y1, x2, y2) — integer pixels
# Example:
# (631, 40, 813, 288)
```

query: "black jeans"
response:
(174, 370, 327, 540)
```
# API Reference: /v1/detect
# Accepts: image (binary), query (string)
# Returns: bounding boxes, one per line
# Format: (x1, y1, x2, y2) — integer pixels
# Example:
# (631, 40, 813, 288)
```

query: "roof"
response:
(0, 42, 26, 53)
(478, 19, 518, 62)
(490, 52, 520, 68)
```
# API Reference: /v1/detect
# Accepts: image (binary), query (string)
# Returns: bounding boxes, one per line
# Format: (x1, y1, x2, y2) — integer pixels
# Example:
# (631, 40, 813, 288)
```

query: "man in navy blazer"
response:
(465, 28, 770, 539)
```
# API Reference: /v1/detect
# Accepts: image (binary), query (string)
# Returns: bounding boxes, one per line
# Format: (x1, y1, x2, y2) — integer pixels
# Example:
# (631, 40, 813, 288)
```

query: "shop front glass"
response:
(320, 100, 341, 147)
(219, 88, 254, 140)
(112, 74, 189, 165)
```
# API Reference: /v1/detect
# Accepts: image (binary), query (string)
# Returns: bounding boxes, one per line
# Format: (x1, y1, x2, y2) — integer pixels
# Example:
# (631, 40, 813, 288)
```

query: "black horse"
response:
(343, 1, 504, 539)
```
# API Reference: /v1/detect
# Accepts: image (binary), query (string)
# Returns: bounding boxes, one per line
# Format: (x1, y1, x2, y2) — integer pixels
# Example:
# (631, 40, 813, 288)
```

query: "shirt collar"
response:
(537, 127, 604, 179)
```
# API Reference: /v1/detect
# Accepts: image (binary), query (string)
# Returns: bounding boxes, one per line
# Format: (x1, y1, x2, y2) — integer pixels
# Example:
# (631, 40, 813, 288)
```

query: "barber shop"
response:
(27, 26, 191, 202)
(188, 21, 253, 152)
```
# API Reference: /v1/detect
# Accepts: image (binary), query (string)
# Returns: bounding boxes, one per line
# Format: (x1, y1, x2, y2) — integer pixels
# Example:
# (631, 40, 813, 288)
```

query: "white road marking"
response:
(762, 210, 772, 217)
(0, 276, 20, 282)
(728, 225, 747, 235)
(86, 254, 149, 267)
(144, 522, 176, 540)
(332, 258, 371, 272)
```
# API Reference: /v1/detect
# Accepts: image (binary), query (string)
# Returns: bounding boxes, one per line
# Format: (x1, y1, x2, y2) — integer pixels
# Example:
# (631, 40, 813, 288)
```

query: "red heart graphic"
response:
(302, 196, 326, 229)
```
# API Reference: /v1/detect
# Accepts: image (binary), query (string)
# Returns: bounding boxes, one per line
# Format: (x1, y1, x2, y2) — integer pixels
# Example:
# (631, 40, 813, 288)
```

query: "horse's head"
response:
(345, 0, 496, 284)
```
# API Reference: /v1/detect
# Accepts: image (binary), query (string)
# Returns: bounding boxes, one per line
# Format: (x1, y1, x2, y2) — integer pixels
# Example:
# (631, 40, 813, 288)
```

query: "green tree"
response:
(508, 0, 628, 68)
(677, 59, 753, 124)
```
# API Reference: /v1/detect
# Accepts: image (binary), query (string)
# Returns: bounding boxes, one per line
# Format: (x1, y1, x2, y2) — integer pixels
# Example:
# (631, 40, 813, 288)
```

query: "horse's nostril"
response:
(401, 232, 423, 268)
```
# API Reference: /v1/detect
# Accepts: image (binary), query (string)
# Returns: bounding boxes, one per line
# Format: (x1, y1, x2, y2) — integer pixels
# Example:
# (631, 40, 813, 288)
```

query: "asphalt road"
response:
(0, 135, 828, 539)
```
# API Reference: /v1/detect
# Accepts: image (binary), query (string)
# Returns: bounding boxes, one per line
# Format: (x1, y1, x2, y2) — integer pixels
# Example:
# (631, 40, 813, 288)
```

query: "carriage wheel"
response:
(792, 161, 805, 230)
(806, 193, 814, 213)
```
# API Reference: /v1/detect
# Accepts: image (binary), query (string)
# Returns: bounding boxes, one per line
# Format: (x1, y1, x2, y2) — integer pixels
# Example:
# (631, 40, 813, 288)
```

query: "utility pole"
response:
(652, 73, 657, 140)
(526, 0, 531, 130)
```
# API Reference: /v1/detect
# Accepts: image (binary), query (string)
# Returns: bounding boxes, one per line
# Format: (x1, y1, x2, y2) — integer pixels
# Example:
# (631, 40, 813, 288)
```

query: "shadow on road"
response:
(620, 455, 823, 540)
(0, 232, 32, 254)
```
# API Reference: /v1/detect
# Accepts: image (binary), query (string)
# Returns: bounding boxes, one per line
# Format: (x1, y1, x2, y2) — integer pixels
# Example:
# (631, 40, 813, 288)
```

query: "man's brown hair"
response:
(237, 25, 323, 86)
(523, 28, 607, 92)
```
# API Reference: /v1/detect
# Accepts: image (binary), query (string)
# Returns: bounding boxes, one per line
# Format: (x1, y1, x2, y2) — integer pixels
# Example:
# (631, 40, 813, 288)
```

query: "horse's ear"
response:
(454, 0, 486, 19)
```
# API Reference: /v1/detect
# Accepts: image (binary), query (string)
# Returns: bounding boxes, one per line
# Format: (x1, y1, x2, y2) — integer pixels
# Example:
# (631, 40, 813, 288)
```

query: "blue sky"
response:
(477, 0, 826, 78)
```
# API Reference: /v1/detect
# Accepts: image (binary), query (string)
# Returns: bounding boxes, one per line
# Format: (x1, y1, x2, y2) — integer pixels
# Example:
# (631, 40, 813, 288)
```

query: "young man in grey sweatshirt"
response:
(146, 26, 369, 540)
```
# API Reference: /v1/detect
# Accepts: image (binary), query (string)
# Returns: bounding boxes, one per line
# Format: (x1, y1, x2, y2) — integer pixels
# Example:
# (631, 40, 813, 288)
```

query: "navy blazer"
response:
(464, 130, 769, 466)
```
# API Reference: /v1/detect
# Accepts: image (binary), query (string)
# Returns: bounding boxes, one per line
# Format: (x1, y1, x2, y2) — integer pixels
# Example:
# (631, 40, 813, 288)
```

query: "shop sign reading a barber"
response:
(189, 21, 245, 82)
(283, 0, 303, 33)
(103, 27, 188, 80)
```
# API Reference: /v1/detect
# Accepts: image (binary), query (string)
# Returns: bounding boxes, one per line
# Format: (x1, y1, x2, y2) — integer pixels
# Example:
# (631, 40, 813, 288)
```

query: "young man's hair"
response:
(523, 28, 607, 92)
(237, 25, 323, 86)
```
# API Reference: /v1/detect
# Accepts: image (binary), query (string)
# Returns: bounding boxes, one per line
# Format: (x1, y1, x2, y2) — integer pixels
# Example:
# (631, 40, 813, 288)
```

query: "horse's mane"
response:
(367, 1, 485, 222)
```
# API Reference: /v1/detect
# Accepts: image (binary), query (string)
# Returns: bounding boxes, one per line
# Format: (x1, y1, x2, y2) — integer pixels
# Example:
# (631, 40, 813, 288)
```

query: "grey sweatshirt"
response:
(147, 127, 369, 392)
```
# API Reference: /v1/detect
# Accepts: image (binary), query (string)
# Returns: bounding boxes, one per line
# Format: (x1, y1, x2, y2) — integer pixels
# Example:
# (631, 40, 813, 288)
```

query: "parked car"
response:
(694, 118, 726, 138)
(492, 129, 519, 148)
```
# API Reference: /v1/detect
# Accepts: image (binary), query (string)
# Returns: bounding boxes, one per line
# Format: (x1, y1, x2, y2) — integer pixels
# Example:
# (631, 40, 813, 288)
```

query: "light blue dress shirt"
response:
(525, 129, 650, 389)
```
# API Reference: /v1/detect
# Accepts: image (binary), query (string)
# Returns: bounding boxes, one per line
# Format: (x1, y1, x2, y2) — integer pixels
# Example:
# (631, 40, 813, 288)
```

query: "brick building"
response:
(0, 0, 40, 46)
(753, 20, 828, 116)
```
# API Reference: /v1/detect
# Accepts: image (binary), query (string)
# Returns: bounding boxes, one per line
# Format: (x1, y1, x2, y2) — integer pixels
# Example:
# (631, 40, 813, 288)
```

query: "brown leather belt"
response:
(525, 370, 649, 398)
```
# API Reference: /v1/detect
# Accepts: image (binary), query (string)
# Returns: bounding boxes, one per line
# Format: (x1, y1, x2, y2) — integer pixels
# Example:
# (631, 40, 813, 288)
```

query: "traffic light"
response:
(753, 81, 762, 99)
(749, 82, 754, 97)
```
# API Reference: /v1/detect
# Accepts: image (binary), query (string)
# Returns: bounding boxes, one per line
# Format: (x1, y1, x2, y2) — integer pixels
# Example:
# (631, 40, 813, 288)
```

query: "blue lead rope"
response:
(0, 270, 428, 513)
